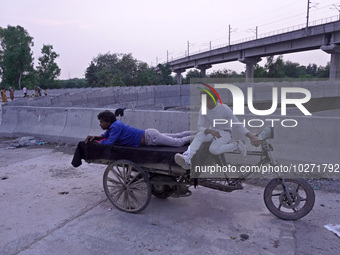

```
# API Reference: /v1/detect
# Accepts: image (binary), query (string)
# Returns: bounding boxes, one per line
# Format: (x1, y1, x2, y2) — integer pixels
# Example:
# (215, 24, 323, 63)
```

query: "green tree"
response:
(254, 64, 267, 78)
(0, 25, 34, 89)
(264, 55, 285, 78)
(55, 78, 86, 88)
(36, 44, 61, 88)
(316, 62, 330, 78)
(156, 63, 173, 84)
(283, 61, 301, 78)
(85, 62, 98, 86)
(85, 52, 172, 87)
(209, 68, 244, 78)
(117, 53, 138, 86)
(85, 53, 119, 87)
(85, 53, 139, 87)
(184, 69, 201, 84)
(136, 62, 157, 85)
(306, 63, 318, 76)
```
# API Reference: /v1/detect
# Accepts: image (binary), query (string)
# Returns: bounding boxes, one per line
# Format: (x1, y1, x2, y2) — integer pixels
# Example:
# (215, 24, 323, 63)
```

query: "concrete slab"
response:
(0, 106, 18, 135)
(60, 109, 94, 141)
(154, 85, 181, 107)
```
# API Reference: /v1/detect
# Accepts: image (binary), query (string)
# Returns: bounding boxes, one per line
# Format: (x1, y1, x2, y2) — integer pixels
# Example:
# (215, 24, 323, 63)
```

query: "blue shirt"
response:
(101, 120, 145, 147)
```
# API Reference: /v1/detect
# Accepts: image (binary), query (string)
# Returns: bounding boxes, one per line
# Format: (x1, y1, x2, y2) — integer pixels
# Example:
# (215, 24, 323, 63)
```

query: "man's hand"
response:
(205, 129, 221, 139)
(246, 132, 261, 147)
(85, 135, 101, 144)
(250, 136, 261, 147)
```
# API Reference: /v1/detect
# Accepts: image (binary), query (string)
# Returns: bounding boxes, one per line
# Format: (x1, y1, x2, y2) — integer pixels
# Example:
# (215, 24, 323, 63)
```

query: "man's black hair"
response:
(97, 110, 116, 123)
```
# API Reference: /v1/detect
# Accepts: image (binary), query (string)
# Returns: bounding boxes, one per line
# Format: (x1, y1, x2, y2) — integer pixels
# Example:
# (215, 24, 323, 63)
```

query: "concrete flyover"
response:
(168, 19, 340, 83)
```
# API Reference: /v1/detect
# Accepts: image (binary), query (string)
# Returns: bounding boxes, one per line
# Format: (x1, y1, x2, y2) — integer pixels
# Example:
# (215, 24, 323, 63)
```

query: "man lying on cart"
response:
(71, 110, 191, 167)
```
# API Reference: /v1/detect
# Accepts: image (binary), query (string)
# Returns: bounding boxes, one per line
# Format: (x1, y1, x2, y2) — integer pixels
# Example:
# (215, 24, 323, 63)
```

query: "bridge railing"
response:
(168, 15, 339, 63)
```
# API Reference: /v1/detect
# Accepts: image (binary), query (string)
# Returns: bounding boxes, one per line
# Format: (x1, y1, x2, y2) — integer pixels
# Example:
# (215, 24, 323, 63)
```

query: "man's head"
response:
(200, 89, 218, 109)
(97, 110, 116, 130)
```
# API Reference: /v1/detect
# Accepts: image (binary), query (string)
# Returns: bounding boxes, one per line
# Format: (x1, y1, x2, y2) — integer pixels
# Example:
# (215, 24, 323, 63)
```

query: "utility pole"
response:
(187, 41, 190, 56)
(306, 0, 310, 29)
(228, 25, 231, 47)
(228, 25, 237, 47)
(247, 26, 258, 39)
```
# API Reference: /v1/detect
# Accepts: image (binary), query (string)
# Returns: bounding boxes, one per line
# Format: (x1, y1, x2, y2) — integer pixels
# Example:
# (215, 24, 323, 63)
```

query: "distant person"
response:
(44, 89, 47, 96)
(23, 86, 27, 97)
(34, 86, 39, 97)
(1, 88, 8, 102)
(38, 86, 42, 96)
(8, 87, 14, 100)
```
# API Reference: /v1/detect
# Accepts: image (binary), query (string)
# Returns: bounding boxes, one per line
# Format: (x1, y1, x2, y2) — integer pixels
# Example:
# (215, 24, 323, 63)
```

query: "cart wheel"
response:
(103, 160, 151, 213)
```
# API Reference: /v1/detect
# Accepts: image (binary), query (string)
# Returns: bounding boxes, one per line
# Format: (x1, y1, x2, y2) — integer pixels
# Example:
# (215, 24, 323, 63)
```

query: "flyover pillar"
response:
(174, 69, 186, 85)
(238, 57, 262, 83)
(195, 64, 212, 77)
(321, 44, 340, 79)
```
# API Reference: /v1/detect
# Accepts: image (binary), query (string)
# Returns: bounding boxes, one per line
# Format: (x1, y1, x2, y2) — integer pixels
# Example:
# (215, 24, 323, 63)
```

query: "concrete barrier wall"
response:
(0, 106, 18, 135)
(0, 106, 190, 143)
(1, 104, 339, 164)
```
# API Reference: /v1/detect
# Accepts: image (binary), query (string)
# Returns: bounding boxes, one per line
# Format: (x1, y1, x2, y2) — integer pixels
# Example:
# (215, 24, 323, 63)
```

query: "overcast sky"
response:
(1, 0, 339, 79)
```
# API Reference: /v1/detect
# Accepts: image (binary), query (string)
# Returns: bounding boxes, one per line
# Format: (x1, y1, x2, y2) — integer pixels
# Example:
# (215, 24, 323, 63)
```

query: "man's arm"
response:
(204, 128, 221, 139)
(85, 135, 103, 143)
(100, 122, 123, 145)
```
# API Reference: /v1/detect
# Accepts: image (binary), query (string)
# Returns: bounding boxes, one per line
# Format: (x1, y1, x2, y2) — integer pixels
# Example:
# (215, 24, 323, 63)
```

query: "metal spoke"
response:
(295, 184, 301, 193)
(271, 193, 281, 197)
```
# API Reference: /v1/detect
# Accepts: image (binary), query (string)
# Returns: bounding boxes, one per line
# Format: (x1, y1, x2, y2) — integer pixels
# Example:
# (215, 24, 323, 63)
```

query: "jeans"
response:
(144, 129, 190, 147)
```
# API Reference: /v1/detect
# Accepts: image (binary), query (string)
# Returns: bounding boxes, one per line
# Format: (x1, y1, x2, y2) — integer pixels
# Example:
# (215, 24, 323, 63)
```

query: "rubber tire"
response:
(151, 175, 175, 199)
(264, 178, 315, 220)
